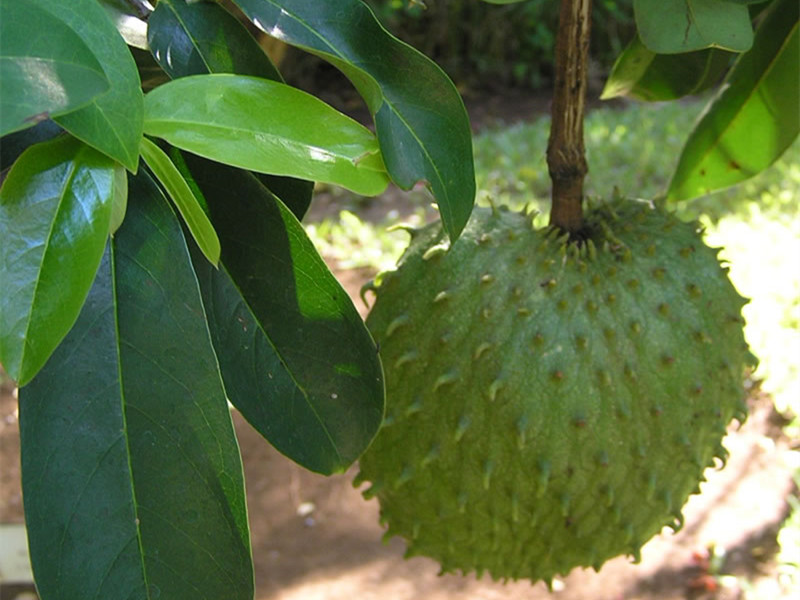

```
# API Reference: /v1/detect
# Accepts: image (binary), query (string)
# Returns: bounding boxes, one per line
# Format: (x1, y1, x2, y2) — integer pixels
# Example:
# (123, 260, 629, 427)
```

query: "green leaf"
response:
(109, 162, 128, 234)
(139, 136, 220, 265)
(256, 173, 314, 221)
(667, 0, 799, 200)
(0, 0, 110, 136)
(602, 34, 733, 101)
(148, 0, 281, 81)
(31, 0, 144, 171)
(232, 0, 475, 240)
(99, 0, 150, 50)
(20, 169, 253, 600)
(182, 155, 384, 475)
(0, 136, 114, 385)
(0, 120, 63, 171)
(147, 0, 313, 219)
(143, 73, 389, 196)
(634, 0, 754, 53)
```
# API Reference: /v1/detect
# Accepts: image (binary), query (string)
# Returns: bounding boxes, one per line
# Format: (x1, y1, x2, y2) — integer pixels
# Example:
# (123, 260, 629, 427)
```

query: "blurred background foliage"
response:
(276, 0, 635, 92)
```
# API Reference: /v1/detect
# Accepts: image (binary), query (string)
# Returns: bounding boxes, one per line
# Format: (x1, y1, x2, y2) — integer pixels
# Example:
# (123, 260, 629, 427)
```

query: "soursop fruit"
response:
(355, 198, 754, 583)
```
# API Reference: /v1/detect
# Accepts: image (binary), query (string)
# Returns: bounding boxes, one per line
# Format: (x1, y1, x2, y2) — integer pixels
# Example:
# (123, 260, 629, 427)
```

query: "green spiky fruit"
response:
(356, 198, 754, 583)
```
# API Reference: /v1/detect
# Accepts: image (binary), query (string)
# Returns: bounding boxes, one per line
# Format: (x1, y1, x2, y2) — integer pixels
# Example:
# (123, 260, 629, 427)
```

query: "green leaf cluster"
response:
(0, 0, 474, 596)
(605, 0, 799, 200)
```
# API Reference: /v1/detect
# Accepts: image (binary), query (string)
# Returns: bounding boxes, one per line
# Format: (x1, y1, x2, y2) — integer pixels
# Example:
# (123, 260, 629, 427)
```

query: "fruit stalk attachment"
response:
(547, 0, 592, 234)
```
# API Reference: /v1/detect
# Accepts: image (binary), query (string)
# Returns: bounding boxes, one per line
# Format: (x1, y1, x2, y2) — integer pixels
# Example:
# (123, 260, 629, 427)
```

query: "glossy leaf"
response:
(109, 162, 128, 234)
(148, 0, 281, 81)
(182, 155, 384, 474)
(99, 0, 150, 50)
(20, 169, 253, 600)
(602, 35, 732, 101)
(139, 136, 220, 265)
(0, 136, 114, 385)
(143, 74, 389, 196)
(147, 0, 313, 219)
(32, 0, 144, 171)
(0, 120, 63, 171)
(232, 0, 475, 240)
(634, 0, 754, 53)
(0, 0, 110, 136)
(667, 0, 799, 200)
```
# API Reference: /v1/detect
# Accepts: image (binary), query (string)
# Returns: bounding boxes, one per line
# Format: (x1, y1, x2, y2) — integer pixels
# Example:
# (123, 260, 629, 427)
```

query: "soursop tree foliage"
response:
(0, 0, 796, 598)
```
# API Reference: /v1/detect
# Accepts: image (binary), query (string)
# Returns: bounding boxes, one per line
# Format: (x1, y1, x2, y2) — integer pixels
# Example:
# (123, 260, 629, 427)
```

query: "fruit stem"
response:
(547, 0, 592, 234)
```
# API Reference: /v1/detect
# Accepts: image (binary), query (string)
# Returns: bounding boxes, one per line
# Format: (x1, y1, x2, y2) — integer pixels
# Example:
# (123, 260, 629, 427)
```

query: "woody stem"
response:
(546, 0, 592, 234)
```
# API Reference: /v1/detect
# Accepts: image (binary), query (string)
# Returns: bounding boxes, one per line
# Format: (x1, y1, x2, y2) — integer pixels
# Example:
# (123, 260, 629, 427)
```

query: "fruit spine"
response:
(356, 198, 754, 583)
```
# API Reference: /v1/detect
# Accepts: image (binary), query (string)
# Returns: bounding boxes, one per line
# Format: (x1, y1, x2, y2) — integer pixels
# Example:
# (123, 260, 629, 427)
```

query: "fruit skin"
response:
(355, 198, 754, 583)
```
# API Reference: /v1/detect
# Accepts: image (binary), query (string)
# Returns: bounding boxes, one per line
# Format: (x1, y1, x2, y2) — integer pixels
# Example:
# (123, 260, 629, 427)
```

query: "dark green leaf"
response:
(33, 0, 143, 171)
(256, 173, 314, 220)
(667, 0, 799, 200)
(183, 155, 384, 474)
(0, 0, 110, 136)
(232, 0, 475, 240)
(148, 0, 281, 80)
(131, 46, 170, 93)
(634, 0, 754, 53)
(0, 120, 63, 171)
(602, 34, 733, 101)
(20, 169, 253, 600)
(147, 0, 312, 218)
(0, 136, 114, 385)
(139, 136, 220, 265)
(144, 74, 389, 195)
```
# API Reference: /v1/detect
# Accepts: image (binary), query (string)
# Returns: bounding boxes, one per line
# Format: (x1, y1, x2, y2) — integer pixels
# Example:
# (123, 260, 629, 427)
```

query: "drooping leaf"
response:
(31, 0, 144, 171)
(667, 0, 799, 200)
(148, 0, 281, 81)
(182, 154, 384, 475)
(634, 0, 754, 53)
(0, 0, 110, 136)
(602, 34, 733, 101)
(147, 0, 313, 219)
(0, 136, 114, 385)
(143, 74, 389, 196)
(139, 136, 220, 265)
(20, 169, 253, 600)
(232, 0, 475, 240)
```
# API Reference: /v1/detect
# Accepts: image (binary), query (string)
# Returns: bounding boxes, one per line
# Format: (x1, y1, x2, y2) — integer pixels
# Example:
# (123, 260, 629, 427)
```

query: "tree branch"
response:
(547, 0, 592, 233)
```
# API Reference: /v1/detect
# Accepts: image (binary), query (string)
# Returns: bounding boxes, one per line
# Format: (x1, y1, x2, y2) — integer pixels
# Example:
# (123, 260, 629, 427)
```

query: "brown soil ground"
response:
(1, 93, 797, 599)
(1, 352, 796, 600)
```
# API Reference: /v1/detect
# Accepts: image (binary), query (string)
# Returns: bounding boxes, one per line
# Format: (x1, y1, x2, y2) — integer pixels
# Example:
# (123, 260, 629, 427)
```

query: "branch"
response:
(547, 0, 592, 233)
